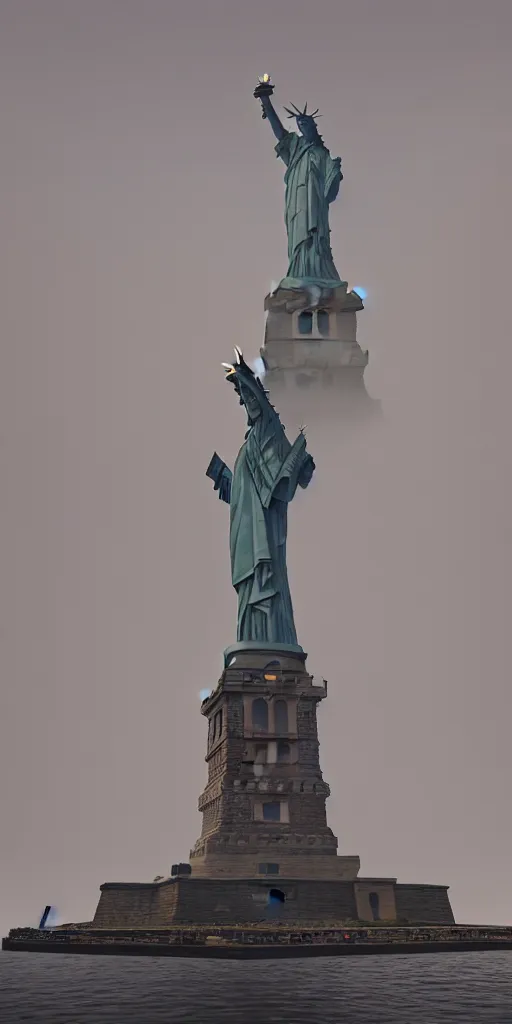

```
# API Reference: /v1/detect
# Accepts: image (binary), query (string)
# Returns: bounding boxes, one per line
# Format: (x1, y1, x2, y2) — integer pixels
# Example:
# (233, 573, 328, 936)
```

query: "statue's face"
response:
(297, 116, 318, 143)
(239, 384, 262, 422)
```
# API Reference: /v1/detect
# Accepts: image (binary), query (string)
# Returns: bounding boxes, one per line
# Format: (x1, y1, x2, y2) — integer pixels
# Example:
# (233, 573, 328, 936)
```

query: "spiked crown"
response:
(222, 347, 269, 404)
(283, 101, 322, 123)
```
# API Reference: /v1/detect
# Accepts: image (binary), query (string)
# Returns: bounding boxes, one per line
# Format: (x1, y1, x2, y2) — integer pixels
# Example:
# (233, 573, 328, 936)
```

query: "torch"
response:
(253, 74, 274, 118)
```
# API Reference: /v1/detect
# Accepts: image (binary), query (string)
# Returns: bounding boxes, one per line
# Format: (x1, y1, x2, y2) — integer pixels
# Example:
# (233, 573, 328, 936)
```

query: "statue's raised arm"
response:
(254, 75, 286, 142)
(207, 347, 315, 647)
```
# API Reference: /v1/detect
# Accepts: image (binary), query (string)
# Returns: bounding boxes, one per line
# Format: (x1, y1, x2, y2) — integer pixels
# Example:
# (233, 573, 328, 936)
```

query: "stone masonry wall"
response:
(394, 885, 455, 924)
(205, 745, 227, 786)
(93, 884, 161, 928)
(187, 851, 355, 880)
(92, 878, 454, 928)
(156, 880, 180, 925)
(296, 697, 323, 774)
(170, 878, 358, 925)
(288, 793, 329, 829)
(93, 880, 180, 929)
(226, 694, 244, 736)
(198, 695, 247, 841)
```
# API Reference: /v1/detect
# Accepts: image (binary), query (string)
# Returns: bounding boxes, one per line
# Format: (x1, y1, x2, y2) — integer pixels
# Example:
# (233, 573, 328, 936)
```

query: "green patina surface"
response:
(207, 350, 315, 646)
(276, 130, 344, 292)
(254, 79, 346, 294)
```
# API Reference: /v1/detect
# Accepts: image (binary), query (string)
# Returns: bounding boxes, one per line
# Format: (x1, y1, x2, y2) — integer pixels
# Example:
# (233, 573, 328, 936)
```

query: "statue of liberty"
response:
(254, 76, 346, 295)
(206, 348, 315, 647)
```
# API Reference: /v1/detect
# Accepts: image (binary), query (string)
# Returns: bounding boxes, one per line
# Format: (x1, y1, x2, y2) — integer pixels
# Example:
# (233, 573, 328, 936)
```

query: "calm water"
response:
(2, 951, 512, 1023)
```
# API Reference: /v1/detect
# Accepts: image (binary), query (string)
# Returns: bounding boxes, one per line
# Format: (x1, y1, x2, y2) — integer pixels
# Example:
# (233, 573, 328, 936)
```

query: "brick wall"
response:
(227, 695, 244, 735)
(200, 797, 223, 835)
(221, 789, 253, 826)
(297, 698, 319, 740)
(288, 793, 328, 829)
(206, 746, 226, 785)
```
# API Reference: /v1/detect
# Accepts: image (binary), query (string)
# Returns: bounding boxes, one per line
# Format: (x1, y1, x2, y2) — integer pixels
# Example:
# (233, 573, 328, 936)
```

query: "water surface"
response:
(2, 950, 512, 1023)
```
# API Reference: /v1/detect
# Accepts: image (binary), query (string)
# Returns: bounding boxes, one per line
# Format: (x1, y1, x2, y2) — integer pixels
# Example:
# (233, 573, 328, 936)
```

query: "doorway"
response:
(268, 888, 286, 912)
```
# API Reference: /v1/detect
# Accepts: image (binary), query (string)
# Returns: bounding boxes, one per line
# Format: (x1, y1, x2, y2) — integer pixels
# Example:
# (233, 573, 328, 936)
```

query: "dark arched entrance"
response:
(267, 888, 286, 915)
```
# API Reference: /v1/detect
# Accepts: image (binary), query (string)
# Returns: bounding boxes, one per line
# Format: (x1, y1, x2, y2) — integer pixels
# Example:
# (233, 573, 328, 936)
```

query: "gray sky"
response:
(1, 0, 511, 933)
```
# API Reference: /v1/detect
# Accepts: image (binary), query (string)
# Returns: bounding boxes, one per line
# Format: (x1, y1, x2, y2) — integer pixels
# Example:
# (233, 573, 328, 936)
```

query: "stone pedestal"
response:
(92, 876, 455, 929)
(260, 284, 380, 425)
(90, 643, 455, 928)
(189, 645, 359, 881)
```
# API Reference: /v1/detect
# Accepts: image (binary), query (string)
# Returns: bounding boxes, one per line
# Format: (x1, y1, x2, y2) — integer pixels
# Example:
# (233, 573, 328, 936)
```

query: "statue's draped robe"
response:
(229, 409, 311, 645)
(276, 130, 344, 291)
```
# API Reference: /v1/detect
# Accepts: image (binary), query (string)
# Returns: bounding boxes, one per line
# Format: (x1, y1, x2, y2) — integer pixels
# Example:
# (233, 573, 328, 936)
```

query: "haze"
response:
(1, 0, 511, 934)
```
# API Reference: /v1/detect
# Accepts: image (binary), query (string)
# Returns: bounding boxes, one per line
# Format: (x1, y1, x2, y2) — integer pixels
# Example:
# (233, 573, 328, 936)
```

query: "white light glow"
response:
(251, 357, 267, 379)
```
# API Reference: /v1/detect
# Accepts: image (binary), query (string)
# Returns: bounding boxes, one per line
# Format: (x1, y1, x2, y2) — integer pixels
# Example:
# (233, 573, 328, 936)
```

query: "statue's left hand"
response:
(217, 473, 232, 504)
(206, 452, 232, 504)
(298, 455, 315, 490)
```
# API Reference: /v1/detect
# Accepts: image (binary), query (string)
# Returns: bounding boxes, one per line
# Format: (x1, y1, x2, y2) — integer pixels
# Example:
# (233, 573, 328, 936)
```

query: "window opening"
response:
(298, 311, 313, 335)
(263, 802, 281, 822)
(252, 698, 268, 731)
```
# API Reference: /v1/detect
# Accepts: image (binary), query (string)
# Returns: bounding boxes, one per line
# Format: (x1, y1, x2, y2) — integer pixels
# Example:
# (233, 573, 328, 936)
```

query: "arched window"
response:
(298, 311, 313, 335)
(277, 741, 290, 763)
(274, 700, 288, 734)
(369, 892, 380, 921)
(252, 698, 268, 731)
(317, 309, 330, 337)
